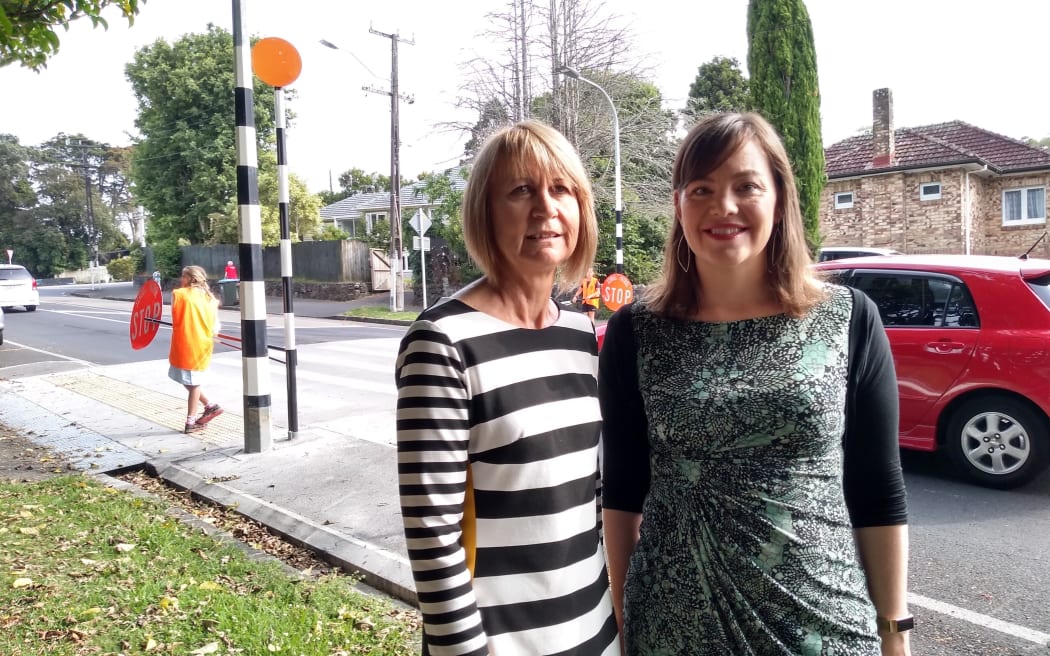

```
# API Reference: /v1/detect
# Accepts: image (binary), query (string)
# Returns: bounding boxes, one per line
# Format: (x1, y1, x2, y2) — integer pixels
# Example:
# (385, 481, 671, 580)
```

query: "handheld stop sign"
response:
(601, 273, 634, 311)
(130, 279, 163, 350)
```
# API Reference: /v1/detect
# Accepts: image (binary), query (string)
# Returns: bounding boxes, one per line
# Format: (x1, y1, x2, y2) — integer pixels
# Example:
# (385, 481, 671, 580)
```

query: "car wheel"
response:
(946, 395, 1049, 489)
(25, 305, 36, 312)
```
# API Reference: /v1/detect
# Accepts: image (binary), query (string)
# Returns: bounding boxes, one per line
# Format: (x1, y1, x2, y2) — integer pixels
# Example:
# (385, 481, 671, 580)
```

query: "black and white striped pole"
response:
(252, 37, 302, 440)
(232, 0, 272, 452)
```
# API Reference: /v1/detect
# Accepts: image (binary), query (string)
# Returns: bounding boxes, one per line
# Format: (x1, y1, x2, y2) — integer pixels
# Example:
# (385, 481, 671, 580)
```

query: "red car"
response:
(817, 254, 1050, 488)
(597, 255, 1050, 488)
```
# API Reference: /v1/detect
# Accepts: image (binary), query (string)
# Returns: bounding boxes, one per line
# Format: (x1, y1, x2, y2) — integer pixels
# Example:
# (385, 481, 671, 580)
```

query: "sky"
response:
(4, 0, 1049, 194)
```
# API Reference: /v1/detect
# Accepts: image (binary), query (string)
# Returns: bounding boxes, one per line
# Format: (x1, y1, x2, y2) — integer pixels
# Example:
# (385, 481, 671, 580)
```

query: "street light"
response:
(557, 65, 623, 274)
(318, 39, 386, 81)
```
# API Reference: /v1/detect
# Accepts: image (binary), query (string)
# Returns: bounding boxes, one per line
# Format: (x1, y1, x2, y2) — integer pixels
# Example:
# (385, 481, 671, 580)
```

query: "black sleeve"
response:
(598, 305, 651, 513)
(843, 288, 909, 527)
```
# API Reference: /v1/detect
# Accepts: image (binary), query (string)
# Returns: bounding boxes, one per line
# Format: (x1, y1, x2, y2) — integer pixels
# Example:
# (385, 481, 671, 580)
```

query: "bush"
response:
(151, 239, 183, 279)
(316, 224, 350, 241)
(107, 256, 136, 282)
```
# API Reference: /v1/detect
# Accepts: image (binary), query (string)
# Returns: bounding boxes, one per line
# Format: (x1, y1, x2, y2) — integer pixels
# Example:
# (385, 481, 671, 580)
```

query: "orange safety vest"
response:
(580, 275, 600, 309)
(169, 287, 218, 371)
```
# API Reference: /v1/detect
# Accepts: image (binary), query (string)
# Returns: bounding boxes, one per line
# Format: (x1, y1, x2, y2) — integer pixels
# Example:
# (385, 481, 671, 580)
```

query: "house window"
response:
(365, 212, 388, 234)
(919, 183, 941, 201)
(834, 191, 854, 209)
(1002, 187, 1046, 226)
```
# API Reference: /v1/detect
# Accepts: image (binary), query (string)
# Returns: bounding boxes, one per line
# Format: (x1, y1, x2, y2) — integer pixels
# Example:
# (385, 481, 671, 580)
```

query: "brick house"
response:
(820, 89, 1050, 258)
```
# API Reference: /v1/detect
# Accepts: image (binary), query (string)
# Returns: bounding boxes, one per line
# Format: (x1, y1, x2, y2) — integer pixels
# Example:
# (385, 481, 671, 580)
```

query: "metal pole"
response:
(275, 86, 298, 439)
(389, 36, 404, 312)
(420, 212, 428, 309)
(586, 81, 623, 274)
(232, 0, 272, 453)
(367, 27, 412, 312)
(560, 69, 624, 274)
(611, 95, 623, 274)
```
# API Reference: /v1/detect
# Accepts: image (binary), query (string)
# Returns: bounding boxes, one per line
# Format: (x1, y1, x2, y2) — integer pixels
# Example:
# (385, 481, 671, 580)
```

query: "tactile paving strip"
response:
(47, 371, 241, 446)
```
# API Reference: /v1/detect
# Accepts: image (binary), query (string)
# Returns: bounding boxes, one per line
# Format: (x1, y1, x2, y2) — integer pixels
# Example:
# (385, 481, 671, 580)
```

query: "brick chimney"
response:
(872, 88, 895, 167)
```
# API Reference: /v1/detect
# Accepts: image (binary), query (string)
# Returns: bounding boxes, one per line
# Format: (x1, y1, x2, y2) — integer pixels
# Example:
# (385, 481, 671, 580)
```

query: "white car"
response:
(0, 264, 40, 312)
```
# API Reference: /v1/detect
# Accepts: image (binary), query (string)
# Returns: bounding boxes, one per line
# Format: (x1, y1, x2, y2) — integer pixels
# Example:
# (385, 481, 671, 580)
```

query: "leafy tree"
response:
(97, 145, 142, 245)
(319, 169, 408, 206)
(415, 170, 478, 299)
(32, 134, 129, 267)
(126, 25, 278, 246)
(0, 0, 144, 71)
(687, 56, 750, 117)
(463, 98, 510, 160)
(594, 201, 670, 285)
(1023, 136, 1050, 151)
(211, 152, 321, 245)
(0, 135, 38, 269)
(747, 0, 825, 251)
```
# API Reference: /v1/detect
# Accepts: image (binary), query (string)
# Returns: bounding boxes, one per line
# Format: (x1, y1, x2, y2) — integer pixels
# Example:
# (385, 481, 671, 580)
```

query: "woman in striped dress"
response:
(394, 120, 619, 656)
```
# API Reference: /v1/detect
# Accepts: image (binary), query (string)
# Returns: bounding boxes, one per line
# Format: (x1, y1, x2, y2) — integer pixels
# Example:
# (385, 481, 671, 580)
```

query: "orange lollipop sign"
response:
(601, 273, 635, 311)
(252, 37, 302, 88)
(130, 279, 163, 350)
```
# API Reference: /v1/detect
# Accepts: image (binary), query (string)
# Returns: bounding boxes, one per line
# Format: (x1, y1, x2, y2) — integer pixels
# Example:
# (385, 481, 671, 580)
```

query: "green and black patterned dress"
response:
(598, 285, 907, 655)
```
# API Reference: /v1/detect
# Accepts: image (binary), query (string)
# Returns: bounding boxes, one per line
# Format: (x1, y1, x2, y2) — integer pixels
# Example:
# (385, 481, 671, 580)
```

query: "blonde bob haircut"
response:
(462, 120, 598, 290)
(645, 112, 824, 319)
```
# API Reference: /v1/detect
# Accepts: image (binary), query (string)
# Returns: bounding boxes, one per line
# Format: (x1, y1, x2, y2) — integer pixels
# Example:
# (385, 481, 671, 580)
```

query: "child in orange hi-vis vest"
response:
(168, 265, 224, 433)
(572, 267, 601, 323)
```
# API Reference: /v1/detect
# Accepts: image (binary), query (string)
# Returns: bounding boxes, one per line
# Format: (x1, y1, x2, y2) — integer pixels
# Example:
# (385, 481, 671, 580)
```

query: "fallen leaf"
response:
(19, 527, 38, 535)
(159, 596, 179, 611)
(115, 543, 136, 553)
(189, 642, 220, 655)
(12, 578, 33, 589)
(198, 581, 222, 591)
(145, 637, 158, 651)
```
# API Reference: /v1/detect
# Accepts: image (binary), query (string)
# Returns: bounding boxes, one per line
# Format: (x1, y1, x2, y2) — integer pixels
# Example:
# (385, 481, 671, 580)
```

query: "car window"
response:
(940, 283, 980, 327)
(851, 273, 958, 328)
(0, 267, 31, 281)
(1027, 274, 1050, 312)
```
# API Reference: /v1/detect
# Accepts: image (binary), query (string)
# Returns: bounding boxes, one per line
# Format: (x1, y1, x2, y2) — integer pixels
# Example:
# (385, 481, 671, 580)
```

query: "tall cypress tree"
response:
(747, 0, 825, 250)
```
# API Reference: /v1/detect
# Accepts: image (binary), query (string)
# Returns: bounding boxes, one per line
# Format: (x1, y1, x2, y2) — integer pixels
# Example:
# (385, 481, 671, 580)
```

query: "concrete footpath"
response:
(0, 283, 424, 605)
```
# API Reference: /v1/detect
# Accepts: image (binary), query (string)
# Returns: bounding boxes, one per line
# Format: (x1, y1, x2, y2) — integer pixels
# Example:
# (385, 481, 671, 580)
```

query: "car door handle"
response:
(925, 340, 966, 354)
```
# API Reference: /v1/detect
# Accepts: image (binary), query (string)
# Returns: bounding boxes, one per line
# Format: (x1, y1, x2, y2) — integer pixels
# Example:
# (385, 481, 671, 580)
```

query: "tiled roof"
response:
(320, 167, 468, 220)
(825, 120, 1050, 178)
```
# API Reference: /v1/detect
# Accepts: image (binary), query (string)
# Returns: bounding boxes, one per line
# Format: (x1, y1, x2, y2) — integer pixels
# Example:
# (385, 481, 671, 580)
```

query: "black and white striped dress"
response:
(394, 298, 618, 656)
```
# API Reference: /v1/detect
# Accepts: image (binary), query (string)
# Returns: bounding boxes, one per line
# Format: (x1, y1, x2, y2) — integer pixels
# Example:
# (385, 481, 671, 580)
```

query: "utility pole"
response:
(365, 25, 414, 312)
(68, 138, 99, 268)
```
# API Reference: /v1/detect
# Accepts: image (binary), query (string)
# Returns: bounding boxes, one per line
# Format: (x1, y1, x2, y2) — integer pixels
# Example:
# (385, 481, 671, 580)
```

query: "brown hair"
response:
(645, 112, 824, 319)
(462, 120, 597, 289)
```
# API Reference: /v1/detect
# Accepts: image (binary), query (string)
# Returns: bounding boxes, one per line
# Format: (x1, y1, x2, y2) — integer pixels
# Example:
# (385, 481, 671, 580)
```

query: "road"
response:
(2, 288, 1049, 654)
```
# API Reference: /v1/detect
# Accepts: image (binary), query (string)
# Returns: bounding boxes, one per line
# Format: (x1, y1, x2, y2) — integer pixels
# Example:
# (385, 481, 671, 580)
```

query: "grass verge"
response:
(0, 475, 419, 655)
(342, 307, 419, 322)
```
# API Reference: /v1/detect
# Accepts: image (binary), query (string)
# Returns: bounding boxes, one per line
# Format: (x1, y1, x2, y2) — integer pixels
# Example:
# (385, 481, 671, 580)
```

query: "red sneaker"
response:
(197, 404, 224, 425)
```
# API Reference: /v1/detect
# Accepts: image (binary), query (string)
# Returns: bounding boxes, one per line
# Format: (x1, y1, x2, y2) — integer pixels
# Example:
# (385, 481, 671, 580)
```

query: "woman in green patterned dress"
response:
(598, 113, 912, 655)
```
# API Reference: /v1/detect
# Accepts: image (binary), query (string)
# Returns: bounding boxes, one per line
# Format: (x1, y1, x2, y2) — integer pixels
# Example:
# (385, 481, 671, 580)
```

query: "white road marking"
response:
(909, 592, 1050, 646)
(1, 341, 93, 365)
